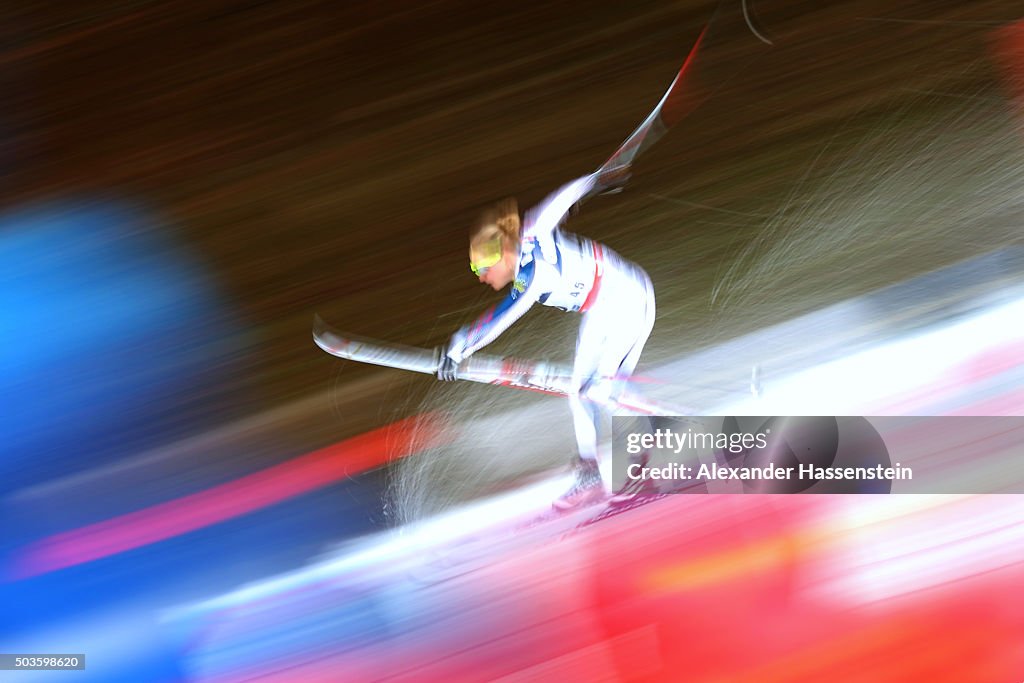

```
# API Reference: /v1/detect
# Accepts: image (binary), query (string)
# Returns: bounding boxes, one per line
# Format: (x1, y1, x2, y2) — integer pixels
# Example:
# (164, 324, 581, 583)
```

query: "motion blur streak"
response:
(993, 19, 1024, 114)
(809, 494, 1024, 604)
(647, 495, 1024, 603)
(0, 202, 236, 493)
(11, 415, 442, 580)
(174, 494, 1024, 681)
(643, 532, 803, 594)
(711, 616, 1005, 683)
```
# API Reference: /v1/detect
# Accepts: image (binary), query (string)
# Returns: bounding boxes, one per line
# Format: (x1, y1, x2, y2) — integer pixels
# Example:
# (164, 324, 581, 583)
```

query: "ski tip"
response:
(313, 313, 334, 340)
(312, 313, 339, 352)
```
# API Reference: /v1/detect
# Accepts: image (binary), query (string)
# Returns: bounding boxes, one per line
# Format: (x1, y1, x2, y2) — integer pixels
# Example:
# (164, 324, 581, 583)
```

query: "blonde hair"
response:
(470, 197, 520, 258)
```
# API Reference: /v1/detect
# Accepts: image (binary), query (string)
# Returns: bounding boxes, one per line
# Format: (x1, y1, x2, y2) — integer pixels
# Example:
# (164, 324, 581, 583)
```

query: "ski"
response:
(313, 315, 685, 416)
(586, 22, 711, 199)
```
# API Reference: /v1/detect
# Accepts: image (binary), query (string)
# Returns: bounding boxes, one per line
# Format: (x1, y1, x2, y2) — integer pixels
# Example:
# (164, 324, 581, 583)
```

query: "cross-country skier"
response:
(437, 173, 656, 509)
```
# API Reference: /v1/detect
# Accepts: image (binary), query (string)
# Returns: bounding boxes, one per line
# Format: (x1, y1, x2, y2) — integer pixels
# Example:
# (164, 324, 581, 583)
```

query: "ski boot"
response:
(552, 457, 606, 510)
(609, 449, 658, 504)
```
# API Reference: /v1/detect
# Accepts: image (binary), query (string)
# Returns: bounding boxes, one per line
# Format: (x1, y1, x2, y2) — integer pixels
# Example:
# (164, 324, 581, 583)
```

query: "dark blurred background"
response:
(4, 1, 1020, 446)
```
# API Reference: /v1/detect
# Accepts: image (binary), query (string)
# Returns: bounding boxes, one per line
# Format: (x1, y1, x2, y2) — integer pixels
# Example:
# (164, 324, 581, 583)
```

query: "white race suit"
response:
(446, 174, 656, 462)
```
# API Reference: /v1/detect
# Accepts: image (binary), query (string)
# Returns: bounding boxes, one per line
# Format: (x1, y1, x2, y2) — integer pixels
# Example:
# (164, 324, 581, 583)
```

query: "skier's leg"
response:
(583, 271, 655, 410)
(570, 308, 610, 461)
(596, 273, 659, 502)
(570, 303, 640, 461)
(556, 270, 657, 509)
(568, 390, 601, 462)
(553, 314, 608, 510)
(615, 271, 656, 381)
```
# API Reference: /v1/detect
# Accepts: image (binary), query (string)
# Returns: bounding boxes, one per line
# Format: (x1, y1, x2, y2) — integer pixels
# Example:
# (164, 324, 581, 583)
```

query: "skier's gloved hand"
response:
(595, 165, 631, 196)
(437, 328, 468, 382)
(437, 354, 459, 382)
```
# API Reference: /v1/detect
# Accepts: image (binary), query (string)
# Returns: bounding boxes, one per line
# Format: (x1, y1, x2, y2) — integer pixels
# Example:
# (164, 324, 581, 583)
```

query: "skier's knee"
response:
(583, 381, 614, 406)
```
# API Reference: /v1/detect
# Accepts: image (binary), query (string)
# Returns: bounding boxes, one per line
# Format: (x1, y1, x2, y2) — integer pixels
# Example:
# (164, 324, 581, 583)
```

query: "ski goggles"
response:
(470, 236, 503, 276)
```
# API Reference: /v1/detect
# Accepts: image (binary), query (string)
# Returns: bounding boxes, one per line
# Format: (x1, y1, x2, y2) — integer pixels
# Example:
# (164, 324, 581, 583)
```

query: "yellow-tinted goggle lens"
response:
(471, 252, 501, 276)
(470, 237, 503, 276)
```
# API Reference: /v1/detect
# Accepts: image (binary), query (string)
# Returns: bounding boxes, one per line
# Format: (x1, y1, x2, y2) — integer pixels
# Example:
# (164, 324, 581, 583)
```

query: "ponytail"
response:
(470, 197, 520, 255)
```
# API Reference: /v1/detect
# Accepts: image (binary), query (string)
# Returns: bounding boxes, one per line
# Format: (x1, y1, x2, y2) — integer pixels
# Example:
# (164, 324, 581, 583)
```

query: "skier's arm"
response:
(444, 260, 548, 365)
(525, 174, 598, 247)
(440, 176, 593, 379)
